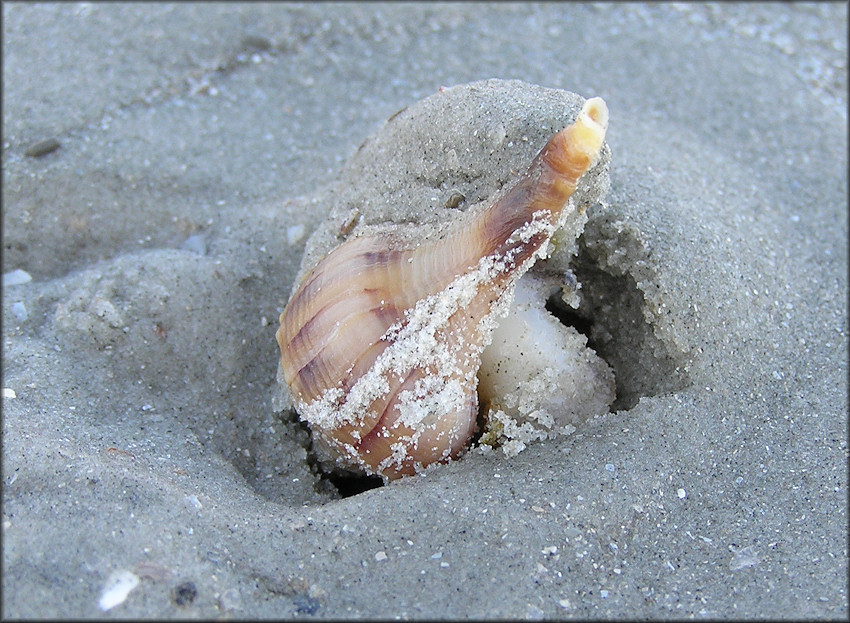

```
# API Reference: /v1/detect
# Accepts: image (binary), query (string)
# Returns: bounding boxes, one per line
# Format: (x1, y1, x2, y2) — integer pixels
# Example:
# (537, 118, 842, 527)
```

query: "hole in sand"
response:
(323, 472, 384, 497)
(295, 419, 385, 499)
(284, 419, 384, 498)
(551, 214, 691, 411)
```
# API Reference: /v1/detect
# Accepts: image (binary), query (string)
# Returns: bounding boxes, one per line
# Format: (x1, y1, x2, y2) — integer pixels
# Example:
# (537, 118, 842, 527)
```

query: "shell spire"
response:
(277, 97, 609, 480)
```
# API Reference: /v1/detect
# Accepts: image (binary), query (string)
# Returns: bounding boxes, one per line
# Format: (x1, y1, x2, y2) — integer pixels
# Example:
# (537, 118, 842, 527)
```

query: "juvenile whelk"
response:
(277, 97, 609, 480)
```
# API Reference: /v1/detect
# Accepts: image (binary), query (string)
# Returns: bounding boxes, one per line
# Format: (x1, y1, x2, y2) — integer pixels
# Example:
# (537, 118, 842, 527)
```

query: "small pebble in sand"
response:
(171, 581, 197, 606)
(286, 224, 306, 245)
(730, 546, 759, 570)
(11, 301, 28, 322)
(337, 208, 361, 236)
(24, 137, 60, 157)
(3, 269, 32, 287)
(241, 34, 272, 51)
(444, 190, 465, 209)
(180, 234, 207, 255)
(98, 570, 140, 611)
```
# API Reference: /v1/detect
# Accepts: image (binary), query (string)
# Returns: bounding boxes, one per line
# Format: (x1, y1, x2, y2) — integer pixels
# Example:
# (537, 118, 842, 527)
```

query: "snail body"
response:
(277, 97, 609, 480)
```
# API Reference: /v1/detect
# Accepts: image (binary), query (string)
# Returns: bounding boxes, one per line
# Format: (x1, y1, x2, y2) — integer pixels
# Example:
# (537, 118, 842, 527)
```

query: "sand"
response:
(2, 3, 846, 619)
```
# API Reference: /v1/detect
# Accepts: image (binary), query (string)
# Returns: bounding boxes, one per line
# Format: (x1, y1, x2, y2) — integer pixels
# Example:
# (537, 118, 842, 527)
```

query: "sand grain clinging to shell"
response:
(277, 95, 613, 480)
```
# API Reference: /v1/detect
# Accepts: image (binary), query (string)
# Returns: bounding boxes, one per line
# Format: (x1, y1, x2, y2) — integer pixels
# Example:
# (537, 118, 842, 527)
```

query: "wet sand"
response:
(3, 3, 847, 618)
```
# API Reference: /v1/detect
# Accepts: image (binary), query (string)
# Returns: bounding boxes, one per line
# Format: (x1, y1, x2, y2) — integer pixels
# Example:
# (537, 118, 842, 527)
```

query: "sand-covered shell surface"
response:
(277, 80, 616, 480)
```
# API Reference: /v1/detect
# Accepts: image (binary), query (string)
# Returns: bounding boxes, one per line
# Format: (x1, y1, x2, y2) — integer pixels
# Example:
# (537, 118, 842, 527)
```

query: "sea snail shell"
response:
(277, 97, 609, 480)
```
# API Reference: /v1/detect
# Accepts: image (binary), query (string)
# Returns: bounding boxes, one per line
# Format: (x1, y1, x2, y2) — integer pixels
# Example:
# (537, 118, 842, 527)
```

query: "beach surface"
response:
(3, 3, 847, 618)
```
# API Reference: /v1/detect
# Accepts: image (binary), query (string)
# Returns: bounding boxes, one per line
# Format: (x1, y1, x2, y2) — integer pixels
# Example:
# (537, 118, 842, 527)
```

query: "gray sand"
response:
(2, 2, 847, 619)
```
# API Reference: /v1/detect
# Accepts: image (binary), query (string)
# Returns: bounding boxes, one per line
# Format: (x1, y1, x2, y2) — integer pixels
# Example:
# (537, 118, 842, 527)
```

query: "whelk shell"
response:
(277, 97, 609, 480)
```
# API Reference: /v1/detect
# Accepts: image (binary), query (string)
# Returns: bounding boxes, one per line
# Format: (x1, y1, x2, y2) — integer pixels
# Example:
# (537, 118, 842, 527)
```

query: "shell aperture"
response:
(277, 97, 609, 480)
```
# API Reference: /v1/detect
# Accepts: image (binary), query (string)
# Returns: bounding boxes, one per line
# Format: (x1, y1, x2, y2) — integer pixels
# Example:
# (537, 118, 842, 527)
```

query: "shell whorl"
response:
(277, 97, 609, 480)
